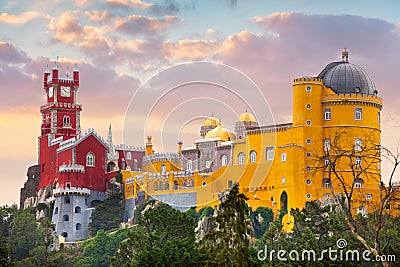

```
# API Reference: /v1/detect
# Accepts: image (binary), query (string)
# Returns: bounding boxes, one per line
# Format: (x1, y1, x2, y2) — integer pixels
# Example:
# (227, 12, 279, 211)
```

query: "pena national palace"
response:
(19, 49, 399, 242)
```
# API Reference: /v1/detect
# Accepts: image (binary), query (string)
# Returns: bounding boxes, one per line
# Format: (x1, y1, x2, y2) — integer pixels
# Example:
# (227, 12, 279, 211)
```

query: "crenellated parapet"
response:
(53, 187, 91, 197)
(142, 152, 181, 165)
(292, 77, 323, 85)
(59, 164, 85, 173)
(115, 144, 145, 151)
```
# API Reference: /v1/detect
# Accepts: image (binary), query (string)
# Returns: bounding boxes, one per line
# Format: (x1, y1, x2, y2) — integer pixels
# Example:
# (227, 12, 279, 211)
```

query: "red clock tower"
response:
(39, 62, 82, 188)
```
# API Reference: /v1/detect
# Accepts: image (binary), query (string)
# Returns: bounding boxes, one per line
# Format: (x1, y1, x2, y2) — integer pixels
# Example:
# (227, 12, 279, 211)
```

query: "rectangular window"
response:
(355, 183, 362, 189)
(281, 177, 286, 184)
(205, 160, 211, 169)
(324, 182, 330, 188)
(354, 138, 362, 151)
(187, 160, 192, 171)
(324, 193, 330, 199)
(281, 153, 287, 162)
(266, 147, 274, 161)
(355, 108, 362, 120)
(324, 108, 331, 121)
(324, 138, 331, 152)
(366, 194, 372, 200)
(378, 111, 381, 123)
(324, 157, 330, 166)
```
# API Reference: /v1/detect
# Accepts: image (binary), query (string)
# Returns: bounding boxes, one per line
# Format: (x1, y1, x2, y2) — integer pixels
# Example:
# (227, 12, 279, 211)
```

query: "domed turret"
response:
(238, 112, 257, 123)
(205, 124, 233, 142)
(318, 49, 377, 95)
(204, 117, 219, 127)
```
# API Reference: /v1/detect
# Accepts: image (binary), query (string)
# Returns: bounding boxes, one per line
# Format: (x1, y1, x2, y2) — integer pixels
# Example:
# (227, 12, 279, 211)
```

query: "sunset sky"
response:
(1, 0, 400, 205)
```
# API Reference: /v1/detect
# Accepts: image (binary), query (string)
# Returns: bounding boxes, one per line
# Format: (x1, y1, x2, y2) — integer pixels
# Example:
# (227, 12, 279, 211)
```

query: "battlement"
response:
(59, 164, 85, 173)
(40, 102, 82, 111)
(53, 187, 90, 196)
(115, 144, 145, 151)
(322, 93, 382, 103)
(292, 77, 323, 85)
(142, 152, 181, 165)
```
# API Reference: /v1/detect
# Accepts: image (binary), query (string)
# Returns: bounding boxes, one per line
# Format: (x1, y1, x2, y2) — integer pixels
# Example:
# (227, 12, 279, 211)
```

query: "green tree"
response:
(200, 183, 255, 266)
(0, 236, 10, 266)
(8, 209, 44, 261)
(249, 207, 274, 239)
(0, 205, 18, 242)
(88, 192, 124, 236)
(74, 229, 128, 267)
(112, 203, 207, 266)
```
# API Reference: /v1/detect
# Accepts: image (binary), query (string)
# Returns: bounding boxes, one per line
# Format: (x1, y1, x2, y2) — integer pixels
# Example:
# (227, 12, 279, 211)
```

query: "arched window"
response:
(250, 151, 257, 163)
(133, 159, 138, 171)
(63, 116, 71, 127)
(221, 155, 228, 166)
(54, 207, 59, 214)
(161, 164, 166, 173)
(63, 215, 69, 221)
(189, 179, 194, 187)
(322, 178, 331, 188)
(64, 197, 70, 204)
(165, 182, 169, 190)
(173, 180, 179, 190)
(75, 206, 81, 213)
(202, 182, 207, 186)
(61, 232, 68, 238)
(238, 152, 245, 165)
(159, 181, 163, 190)
(86, 152, 95, 166)
(187, 160, 193, 171)
(126, 152, 131, 160)
(280, 191, 288, 211)
(76, 223, 82, 230)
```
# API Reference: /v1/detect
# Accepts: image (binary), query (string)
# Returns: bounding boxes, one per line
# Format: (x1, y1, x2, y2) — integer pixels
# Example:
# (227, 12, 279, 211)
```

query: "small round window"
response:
(306, 179, 311, 185)
(306, 120, 311, 126)
(306, 139, 311, 144)
(306, 166, 311, 172)
(306, 152, 311, 157)
(306, 194, 311, 199)
(306, 104, 311, 109)
(306, 86, 312, 92)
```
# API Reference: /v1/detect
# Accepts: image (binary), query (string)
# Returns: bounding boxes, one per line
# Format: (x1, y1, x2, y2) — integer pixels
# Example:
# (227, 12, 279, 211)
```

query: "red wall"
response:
(75, 135, 107, 192)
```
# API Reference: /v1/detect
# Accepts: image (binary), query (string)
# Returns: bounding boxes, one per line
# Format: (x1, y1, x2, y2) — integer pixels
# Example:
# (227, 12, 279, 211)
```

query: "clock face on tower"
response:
(48, 86, 53, 98)
(60, 86, 71, 97)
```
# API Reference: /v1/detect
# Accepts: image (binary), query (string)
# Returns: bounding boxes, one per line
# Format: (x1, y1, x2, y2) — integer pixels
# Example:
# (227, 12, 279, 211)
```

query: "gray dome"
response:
(318, 61, 377, 95)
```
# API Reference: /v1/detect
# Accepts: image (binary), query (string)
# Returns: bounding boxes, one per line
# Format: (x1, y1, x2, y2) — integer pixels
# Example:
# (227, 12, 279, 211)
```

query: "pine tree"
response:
(201, 183, 255, 266)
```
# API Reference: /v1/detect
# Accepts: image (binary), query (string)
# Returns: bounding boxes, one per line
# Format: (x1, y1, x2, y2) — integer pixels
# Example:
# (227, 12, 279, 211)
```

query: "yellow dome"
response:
(204, 117, 219, 127)
(205, 124, 231, 142)
(238, 112, 257, 123)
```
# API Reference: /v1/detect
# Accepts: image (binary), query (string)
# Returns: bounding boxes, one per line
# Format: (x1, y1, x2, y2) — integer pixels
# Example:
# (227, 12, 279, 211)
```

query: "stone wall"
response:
(20, 165, 40, 208)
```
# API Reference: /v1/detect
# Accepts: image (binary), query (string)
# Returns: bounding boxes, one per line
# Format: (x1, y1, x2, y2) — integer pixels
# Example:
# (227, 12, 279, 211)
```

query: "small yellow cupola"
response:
(238, 112, 257, 123)
(203, 117, 219, 127)
(205, 124, 233, 142)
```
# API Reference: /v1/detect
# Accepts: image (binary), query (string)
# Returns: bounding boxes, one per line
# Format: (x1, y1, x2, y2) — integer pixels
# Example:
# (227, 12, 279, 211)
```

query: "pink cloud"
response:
(163, 40, 219, 60)
(106, 0, 153, 9)
(0, 42, 28, 63)
(84, 10, 112, 22)
(48, 11, 84, 44)
(0, 11, 43, 25)
(115, 15, 180, 36)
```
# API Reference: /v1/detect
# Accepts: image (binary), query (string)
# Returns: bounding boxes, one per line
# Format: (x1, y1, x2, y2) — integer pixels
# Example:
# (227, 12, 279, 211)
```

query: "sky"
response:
(1, 0, 400, 205)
